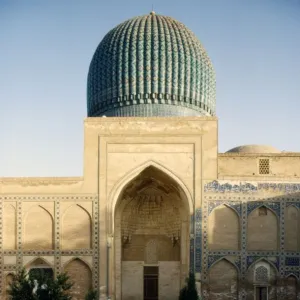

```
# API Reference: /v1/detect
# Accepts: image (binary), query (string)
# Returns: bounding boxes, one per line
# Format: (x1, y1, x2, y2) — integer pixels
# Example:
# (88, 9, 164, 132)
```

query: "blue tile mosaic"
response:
(247, 202, 280, 216)
(189, 237, 195, 273)
(208, 201, 242, 216)
(246, 256, 279, 270)
(204, 180, 300, 194)
(207, 255, 224, 269)
(204, 180, 257, 193)
(285, 257, 300, 266)
(258, 183, 300, 193)
(285, 271, 299, 278)
(286, 202, 300, 209)
(195, 208, 202, 272)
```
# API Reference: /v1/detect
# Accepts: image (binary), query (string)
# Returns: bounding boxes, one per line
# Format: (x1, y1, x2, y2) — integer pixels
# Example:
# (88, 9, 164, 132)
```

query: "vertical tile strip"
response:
(189, 213, 194, 273)
(195, 208, 202, 273)
(16, 200, 22, 270)
(93, 196, 99, 290)
(280, 200, 285, 277)
(241, 201, 247, 300)
(54, 199, 61, 276)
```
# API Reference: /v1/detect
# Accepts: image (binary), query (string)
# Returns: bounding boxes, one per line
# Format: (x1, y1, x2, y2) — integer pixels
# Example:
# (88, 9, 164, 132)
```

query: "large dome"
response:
(87, 12, 216, 117)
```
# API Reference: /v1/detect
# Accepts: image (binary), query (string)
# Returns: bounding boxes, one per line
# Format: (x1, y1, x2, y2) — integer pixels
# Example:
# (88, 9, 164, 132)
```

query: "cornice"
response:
(218, 153, 300, 157)
(84, 116, 218, 122)
(0, 177, 83, 187)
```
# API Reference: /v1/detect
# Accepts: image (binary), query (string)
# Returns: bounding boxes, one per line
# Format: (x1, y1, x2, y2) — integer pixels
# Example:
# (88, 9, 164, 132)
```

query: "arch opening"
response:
(64, 258, 92, 300)
(26, 258, 54, 282)
(286, 275, 297, 300)
(113, 165, 191, 300)
(246, 260, 278, 300)
(208, 259, 238, 300)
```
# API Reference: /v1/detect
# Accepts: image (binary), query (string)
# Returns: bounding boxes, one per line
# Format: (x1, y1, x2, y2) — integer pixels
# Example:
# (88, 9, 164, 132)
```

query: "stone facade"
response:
(0, 117, 300, 300)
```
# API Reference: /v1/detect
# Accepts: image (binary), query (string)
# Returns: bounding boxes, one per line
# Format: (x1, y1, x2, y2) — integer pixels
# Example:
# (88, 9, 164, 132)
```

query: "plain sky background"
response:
(0, 0, 299, 176)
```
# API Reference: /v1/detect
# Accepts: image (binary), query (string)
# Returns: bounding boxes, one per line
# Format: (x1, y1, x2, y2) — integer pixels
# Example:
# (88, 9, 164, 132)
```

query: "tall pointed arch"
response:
(113, 162, 191, 300)
(247, 205, 278, 250)
(286, 275, 297, 300)
(3, 204, 16, 249)
(64, 258, 92, 299)
(208, 259, 238, 299)
(285, 205, 299, 251)
(108, 160, 193, 233)
(61, 204, 92, 249)
(208, 204, 240, 250)
(23, 205, 53, 250)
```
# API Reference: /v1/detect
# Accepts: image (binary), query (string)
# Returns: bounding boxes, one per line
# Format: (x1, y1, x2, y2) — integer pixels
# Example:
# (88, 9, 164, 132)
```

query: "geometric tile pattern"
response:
(87, 13, 216, 118)
(204, 180, 300, 194)
(0, 195, 98, 295)
(200, 185, 300, 300)
(247, 201, 280, 216)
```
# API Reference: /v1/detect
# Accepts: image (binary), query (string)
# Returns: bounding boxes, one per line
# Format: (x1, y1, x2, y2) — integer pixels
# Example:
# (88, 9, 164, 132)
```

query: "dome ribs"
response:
(128, 17, 140, 98)
(87, 14, 216, 117)
(161, 16, 172, 97)
(166, 17, 178, 99)
(169, 17, 185, 100)
(106, 27, 118, 104)
(122, 17, 135, 100)
(111, 23, 123, 101)
(151, 14, 159, 96)
(176, 21, 191, 102)
(144, 15, 152, 99)
(156, 15, 165, 97)
(136, 16, 146, 98)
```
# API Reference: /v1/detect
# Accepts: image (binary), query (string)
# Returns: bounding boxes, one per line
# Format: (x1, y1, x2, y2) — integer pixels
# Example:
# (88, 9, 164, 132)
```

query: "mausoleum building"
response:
(1, 12, 300, 300)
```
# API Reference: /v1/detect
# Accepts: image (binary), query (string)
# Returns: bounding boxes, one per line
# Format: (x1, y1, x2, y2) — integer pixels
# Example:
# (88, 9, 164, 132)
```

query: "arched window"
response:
(254, 262, 270, 300)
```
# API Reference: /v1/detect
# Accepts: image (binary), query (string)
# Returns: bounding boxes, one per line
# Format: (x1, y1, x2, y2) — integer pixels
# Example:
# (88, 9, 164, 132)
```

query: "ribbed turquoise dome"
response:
(87, 12, 216, 117)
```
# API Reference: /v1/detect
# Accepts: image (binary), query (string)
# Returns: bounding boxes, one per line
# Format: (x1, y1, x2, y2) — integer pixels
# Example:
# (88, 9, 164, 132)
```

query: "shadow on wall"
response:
(205, 191, 300, 300)
(3, 203, 93, 251)
(2, 203, 94, 300)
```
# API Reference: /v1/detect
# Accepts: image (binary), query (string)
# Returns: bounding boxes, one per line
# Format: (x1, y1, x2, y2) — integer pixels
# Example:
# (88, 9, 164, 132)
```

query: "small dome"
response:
(226, 145, 281, 154)
(87, 13, 216, 117)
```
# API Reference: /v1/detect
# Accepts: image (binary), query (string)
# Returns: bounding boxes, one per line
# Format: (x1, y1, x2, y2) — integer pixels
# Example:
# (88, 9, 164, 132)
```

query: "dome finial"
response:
(150, 4, 155, 15)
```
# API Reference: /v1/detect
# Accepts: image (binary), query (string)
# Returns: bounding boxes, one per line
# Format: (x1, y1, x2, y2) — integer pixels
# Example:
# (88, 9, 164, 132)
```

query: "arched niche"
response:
(286, 275, 297, 300)
(3, 204, 16, 249)
(247, 206, 278, 251)
(64, 258, 92, 300)
(246, 260, 278, 300)
(108, 160, 193, 233)
(208, 204, 240, 250)
(285, 205, 299, 251)
(23, 206, 53, 250)
(25, 257, 54, 282)
(4, 273, 15, 300)
(61, 204, 92, 249)
(208, 259, 238, 300)
(113, 165, 191, 300)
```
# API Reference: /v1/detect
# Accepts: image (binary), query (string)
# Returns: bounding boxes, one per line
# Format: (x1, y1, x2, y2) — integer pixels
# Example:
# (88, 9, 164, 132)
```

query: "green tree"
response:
(43, 273, 73, 300)
(8, 268, 73, 300)
(8, 268, 36, 300)
(179, 272, 200, 300)
(85, 289, 98, 300)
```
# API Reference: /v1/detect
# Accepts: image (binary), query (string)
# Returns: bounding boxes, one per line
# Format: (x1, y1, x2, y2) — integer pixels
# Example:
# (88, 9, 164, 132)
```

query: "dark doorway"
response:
(256, 286, 268, 300)
(144, 266, 158, 300)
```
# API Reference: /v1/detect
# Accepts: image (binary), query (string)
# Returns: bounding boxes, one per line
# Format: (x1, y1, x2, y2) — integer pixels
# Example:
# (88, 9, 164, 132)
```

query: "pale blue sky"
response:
(0, 0, 299, 176)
